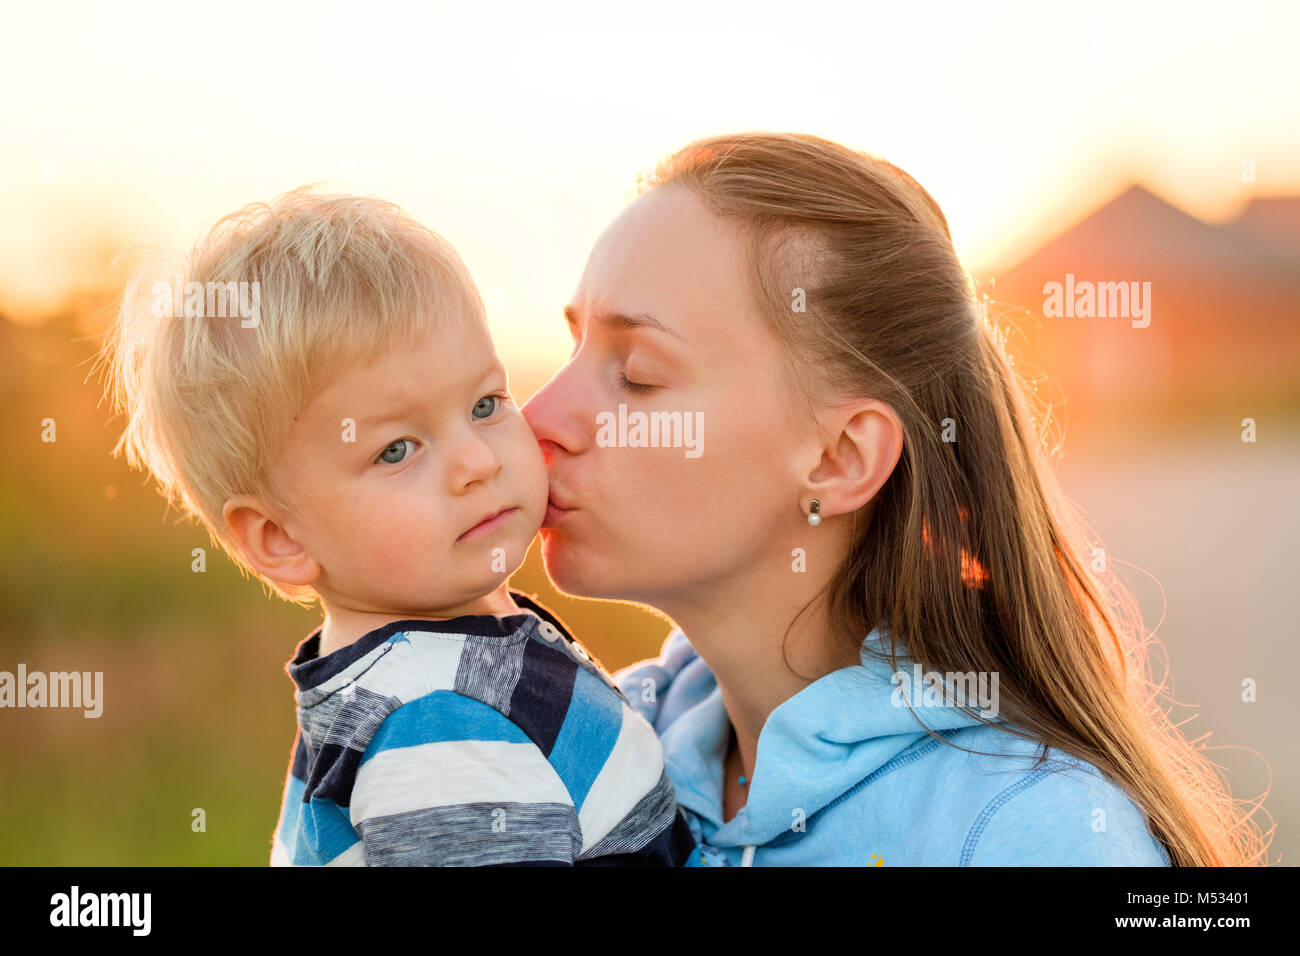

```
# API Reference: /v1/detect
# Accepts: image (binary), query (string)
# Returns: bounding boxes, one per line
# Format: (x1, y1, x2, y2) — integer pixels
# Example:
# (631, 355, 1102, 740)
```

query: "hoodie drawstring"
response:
(740, 845, 755, 867)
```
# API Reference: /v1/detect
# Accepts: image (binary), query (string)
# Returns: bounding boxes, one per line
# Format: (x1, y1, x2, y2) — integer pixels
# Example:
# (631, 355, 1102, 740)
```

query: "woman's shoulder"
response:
(936, 728, 1173, 866)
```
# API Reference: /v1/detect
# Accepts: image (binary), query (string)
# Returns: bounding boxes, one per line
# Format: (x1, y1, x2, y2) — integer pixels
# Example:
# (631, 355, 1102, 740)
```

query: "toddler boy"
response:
(101, 189, 697, 866)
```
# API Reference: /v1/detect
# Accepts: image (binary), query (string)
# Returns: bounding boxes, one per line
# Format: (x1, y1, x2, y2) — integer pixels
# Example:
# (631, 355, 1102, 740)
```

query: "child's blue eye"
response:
(472, 395, 501, 419)
(377, 439, 413, 464)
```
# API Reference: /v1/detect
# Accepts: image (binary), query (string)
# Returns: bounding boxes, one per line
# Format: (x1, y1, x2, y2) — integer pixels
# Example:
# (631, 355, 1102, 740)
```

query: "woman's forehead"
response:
(576, 187, 755, 330)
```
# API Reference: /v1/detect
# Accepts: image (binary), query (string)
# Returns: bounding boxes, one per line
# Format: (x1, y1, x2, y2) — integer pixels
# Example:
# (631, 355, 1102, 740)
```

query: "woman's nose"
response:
(522, 370, 588, 459)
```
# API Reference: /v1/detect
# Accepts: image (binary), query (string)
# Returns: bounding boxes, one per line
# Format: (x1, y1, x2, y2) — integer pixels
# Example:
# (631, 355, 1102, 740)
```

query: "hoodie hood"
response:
(650, 627, 997, 849)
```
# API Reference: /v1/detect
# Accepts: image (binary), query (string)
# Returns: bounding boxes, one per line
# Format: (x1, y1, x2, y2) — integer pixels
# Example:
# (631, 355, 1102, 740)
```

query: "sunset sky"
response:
(3, 1, 1297, 374)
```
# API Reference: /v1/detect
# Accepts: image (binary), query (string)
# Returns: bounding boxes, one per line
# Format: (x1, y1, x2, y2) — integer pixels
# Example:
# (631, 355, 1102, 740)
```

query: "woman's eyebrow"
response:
(564, 304, 685, 342)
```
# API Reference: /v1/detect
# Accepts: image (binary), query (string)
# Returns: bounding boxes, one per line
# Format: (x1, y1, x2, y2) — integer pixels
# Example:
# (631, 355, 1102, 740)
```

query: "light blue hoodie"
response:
(615, 627, 1173, 867)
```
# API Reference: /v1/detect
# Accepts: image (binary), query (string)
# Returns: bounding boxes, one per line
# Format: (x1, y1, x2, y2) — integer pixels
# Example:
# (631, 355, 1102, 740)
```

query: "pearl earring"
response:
(807, 499, 821, 526)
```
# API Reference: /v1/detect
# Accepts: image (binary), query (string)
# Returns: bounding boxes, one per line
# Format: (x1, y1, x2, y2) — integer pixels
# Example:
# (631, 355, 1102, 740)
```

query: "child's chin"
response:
(457, 534, 533, 578)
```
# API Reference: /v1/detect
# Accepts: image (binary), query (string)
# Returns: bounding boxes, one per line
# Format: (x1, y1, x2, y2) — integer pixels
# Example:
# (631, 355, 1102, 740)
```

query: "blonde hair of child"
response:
(97, 187, 484, 603)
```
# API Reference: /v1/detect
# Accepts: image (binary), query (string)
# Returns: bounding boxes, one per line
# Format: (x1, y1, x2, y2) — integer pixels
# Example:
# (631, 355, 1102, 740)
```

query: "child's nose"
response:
(449, 430, 501, 490)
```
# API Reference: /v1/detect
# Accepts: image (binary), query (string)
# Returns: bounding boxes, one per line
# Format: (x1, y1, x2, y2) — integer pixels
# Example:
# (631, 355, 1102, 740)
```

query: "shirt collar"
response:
(285, 589, 574, 691)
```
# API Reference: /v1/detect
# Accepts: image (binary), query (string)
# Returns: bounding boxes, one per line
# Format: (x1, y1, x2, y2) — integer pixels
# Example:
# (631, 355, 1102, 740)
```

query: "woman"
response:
(520, 132, 1266, 866)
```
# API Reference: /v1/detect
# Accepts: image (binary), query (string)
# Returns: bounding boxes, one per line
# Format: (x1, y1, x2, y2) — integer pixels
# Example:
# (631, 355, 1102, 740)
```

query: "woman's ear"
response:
(805, 399, 904, 517)
(222, 495, 321, 588)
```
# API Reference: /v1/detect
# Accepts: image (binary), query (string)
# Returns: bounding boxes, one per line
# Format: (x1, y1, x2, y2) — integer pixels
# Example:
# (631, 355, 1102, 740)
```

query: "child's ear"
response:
(222, 495, 320, 588)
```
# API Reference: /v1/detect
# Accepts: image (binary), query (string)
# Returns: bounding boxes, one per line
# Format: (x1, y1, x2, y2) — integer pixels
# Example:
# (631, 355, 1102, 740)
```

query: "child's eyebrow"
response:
(358, 398, 427, 428)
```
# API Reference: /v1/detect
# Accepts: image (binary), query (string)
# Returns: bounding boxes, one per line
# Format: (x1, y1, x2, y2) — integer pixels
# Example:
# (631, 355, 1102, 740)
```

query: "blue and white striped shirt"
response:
(270, 590, 698, 866)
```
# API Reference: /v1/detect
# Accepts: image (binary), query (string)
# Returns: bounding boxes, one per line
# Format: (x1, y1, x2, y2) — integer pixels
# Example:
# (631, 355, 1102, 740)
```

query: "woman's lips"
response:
(543, 495, 576, 528)
(457, 507, 518, 541)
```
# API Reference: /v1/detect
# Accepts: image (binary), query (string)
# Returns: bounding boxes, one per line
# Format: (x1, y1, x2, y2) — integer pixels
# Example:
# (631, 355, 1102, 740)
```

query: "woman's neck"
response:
(655, 549, 864, 793)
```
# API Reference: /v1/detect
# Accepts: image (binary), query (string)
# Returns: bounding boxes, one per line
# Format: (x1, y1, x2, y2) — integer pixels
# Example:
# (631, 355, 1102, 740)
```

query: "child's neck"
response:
(314, 583, 521, 659)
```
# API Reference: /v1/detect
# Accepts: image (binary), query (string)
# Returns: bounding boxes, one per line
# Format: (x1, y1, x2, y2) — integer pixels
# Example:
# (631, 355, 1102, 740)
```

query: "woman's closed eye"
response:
(618, 370, 657, 394)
